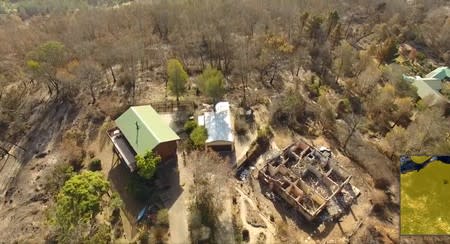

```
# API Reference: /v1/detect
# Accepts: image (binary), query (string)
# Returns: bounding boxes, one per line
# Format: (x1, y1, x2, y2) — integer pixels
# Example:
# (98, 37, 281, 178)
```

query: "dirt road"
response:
(168, 154, 191, 244)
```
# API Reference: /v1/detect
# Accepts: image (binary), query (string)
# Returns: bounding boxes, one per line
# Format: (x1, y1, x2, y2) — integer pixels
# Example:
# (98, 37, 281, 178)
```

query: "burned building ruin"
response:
(258, 141, 360, 221)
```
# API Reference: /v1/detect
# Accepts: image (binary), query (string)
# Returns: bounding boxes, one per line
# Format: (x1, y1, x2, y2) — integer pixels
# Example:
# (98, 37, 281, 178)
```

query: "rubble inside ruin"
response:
(258, 141, 361, 221)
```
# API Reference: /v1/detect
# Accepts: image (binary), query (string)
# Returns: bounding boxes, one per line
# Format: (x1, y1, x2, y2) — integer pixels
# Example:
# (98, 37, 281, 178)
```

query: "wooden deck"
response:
(107, 128, 137, 171)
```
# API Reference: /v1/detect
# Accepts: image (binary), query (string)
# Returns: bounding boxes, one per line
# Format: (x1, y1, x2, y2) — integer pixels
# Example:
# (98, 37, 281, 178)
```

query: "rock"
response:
(30, 193, 48, 202)
(258, 232, 266, 242)
(35, 152, 48, 158)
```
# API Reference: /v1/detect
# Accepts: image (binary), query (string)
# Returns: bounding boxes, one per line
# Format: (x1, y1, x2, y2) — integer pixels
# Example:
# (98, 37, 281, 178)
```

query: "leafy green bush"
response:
(89, 159, 102, 171)
(306, 76, 321, 98)
(184, 120, 198, 134)
(135, 151, 161, 180)
(190, 126, 208, 149)
(52, 171, 109, 243)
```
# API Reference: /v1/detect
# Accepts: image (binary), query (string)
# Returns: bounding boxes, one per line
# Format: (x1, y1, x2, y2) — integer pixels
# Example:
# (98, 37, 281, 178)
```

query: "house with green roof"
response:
(107, 105, 180, 171)
(403, 66, 450, 105)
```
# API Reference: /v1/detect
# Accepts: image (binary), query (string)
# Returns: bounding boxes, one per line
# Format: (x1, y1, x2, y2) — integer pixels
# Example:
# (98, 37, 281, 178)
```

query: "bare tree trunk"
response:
(110, 67, 117, 84)
(90, 85, 96, 105)
(343, 116, 360, 150)
(46, 83, 53, 97)
(241, 76, 246, 106)
(344, 14, 354, 39)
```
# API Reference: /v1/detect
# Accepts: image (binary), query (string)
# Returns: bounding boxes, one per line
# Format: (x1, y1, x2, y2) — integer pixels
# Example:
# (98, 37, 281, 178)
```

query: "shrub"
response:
(135, 151, 161, 180)
(190, 126, 208, 149)
(151, 226, 168, 243)
(85, 224, 111, 244)
(234, 116, 249, 136)
(256, 126, 273, 145)
(184, 120, 198, 134)
(137, 227, 150, 244)
(89, 159, 102, 171)
(374, 177, 391, 190)
(88, 150, 95, 159)
(271, 88, 306, 129)
(67, 149, 85, 172)
(156, 209, 169, 227)
(44, 163, 74, 196)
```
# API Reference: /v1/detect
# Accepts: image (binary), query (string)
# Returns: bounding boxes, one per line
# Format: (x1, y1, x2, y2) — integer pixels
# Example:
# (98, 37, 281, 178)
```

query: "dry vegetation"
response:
(0, 0, 449, 243)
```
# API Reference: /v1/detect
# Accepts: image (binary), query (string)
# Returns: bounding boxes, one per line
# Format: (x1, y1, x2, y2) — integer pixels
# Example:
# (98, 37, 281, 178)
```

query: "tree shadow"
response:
(108, 160, 142, 237)
(236, 133, 250, 144)
(107, 156, 183, 238)
(109, 157, 183, 210)
(155, 157, 183, 209)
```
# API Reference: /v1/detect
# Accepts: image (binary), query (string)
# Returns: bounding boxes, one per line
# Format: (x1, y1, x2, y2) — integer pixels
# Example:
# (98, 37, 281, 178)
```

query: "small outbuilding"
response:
(108, 105, 180, 171)
(198, 101, 234, 152)
(403, 66, 450, 105)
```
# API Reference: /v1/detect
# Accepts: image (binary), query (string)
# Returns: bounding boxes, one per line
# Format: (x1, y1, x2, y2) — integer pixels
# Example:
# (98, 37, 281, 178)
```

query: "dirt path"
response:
(168, 153, 191, 244)
(218, 190, 236, 244)
(235, 187, 276, 244)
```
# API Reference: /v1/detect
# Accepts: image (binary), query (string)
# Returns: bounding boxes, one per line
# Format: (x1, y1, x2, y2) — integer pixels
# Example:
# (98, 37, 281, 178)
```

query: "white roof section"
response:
(198, 102, 233, 144)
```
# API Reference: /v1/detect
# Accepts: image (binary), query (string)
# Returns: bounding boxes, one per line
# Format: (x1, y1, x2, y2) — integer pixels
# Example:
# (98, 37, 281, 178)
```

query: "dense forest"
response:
(0, 0, 449, 243)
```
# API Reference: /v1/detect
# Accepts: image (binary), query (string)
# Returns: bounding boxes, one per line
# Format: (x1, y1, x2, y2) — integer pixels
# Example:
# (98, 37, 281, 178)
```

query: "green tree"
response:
(190, 126, 208, 149)
(167, 58, 188, 106)
(184, 120, 198, 134)
(135, 150, 161, 180)
(53, 171, 109, 243)
(197, 66, 225, 106)
(26, 41, 67, 97)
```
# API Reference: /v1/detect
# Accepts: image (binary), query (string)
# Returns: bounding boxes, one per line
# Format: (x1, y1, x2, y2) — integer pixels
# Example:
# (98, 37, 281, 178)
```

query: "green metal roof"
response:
(425, 66, 450, 80)
(412, 80, 440, 99)
(421, 78, 442, 91)
(115, 105, 180, 156)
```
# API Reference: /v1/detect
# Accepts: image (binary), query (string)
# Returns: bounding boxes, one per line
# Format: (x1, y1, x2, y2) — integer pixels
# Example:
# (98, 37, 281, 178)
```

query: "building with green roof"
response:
(107, 105, 180, 171)
(403, 66, 450, 106)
